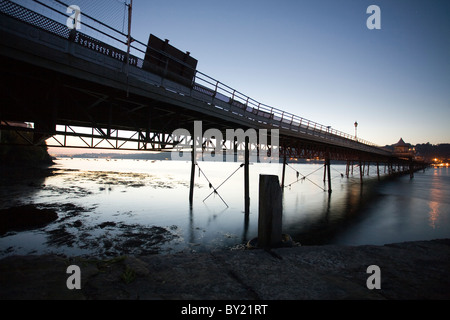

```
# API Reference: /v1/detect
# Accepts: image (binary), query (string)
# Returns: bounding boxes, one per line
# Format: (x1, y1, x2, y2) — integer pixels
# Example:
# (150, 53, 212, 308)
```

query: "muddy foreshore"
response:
(0, 238, 449, 300)
(0, 163, 187, 257)
(1, 165, 449, 301)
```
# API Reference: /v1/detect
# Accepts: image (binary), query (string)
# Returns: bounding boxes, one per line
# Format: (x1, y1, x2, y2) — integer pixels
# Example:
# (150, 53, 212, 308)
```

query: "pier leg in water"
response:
(323, 156, 332, 193)
(359, 160, 363, 184)
(345, 160, 350, 178)
(326, 158, 332, 193)
(189, 146, 195, 207)
(244, 137, 250, 214)
(377, 162, 380, 181)
(281, 152, 287, 189)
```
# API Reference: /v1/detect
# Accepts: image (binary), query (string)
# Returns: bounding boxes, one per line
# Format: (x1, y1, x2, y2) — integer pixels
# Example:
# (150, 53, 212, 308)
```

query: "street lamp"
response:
(354, 121, 358, 140)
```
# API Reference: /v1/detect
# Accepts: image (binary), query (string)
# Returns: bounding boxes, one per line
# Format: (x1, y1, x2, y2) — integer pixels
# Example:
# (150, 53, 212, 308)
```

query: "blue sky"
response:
(129, 0, 450, 146)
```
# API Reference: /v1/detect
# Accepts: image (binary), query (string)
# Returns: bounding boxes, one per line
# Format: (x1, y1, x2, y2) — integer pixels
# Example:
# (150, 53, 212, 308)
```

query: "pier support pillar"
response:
(327, 158, 332, 193)
(244, 137, 250, 214)
(377, 162, 380, 181)
(324, 157, 332, 193)
(281, 152, 287, 189)
(345, 160, 349, 178)
(189, 146, 196, 207)
(359, 160, 363, 184)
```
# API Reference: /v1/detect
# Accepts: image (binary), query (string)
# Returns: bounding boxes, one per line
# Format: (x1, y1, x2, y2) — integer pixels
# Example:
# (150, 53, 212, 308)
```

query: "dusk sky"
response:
(129, 0, 450, 146)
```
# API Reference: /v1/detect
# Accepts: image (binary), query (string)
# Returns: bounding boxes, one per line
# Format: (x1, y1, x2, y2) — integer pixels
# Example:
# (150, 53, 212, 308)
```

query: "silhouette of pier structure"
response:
(0, 0, 426, 212)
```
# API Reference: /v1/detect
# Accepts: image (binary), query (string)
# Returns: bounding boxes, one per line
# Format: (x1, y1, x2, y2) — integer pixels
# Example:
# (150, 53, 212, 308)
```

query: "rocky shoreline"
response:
(1, 238, 449, 300)
(0, 205, 58, 236)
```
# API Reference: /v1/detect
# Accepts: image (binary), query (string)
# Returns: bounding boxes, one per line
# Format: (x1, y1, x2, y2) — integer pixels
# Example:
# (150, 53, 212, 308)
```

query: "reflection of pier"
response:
(281, 165, 402, 245)
(0, 0, 427, 215)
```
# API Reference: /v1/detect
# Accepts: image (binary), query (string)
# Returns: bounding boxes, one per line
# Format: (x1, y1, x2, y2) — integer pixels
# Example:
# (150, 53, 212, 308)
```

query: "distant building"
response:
(392, 138, 415, 159)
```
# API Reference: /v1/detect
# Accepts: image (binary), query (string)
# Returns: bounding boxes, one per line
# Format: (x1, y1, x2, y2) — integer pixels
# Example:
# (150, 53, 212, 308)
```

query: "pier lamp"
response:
(354, 121, 358, 140)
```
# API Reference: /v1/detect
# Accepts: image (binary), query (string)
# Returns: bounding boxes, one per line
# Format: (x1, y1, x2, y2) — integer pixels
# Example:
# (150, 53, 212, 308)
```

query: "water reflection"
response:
(331, 167, 450, 245)
(427, 167, 448, 229)
(0, 159, 449, 258)
(283, 175, 384, 245)
(428, 201, 439, 229)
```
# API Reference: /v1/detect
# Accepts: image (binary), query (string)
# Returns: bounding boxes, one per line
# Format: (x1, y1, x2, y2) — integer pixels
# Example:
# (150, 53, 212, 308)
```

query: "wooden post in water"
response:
(377, 162, 380, 181)
(326, 157, 332, 193)
(234, 136, 238, 163)
(244, 136, 250, 214)
(345, 160, 350, 178)
(281, 152, 287, 189)
(359, 160, 363, 184)
(258, 175, 282, 248)
(322, 155, 332, 192)
(189, 145, 196, 207)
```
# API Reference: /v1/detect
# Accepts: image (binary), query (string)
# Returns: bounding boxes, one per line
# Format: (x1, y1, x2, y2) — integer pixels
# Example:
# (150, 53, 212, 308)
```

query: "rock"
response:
(124, 256, 150, 277)
(97, 221, 117, 229)
(0, 205, 58, 235)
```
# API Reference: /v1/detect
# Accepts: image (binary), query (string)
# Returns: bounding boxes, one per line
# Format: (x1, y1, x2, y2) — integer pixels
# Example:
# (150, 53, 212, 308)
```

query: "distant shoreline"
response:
(53, 153, 328, 164)
(49, 142, 450, 163)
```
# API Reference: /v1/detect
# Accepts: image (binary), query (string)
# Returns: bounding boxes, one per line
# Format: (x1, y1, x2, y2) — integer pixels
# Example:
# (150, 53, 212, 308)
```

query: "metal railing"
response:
(1, 0, 385, 153)
(191, 70, 378, 147)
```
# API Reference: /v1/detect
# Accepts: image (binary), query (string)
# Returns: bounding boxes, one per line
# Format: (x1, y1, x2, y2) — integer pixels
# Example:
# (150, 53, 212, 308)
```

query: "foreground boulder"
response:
(0, 205, 58, 235)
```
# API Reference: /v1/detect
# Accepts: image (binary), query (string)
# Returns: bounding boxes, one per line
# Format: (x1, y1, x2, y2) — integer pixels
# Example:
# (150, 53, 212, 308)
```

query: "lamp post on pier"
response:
(354, 121, 358, 141)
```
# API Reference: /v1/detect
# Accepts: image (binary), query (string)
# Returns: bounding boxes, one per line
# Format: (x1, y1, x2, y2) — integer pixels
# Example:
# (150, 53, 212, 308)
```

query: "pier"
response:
(0, 1, 427, 214)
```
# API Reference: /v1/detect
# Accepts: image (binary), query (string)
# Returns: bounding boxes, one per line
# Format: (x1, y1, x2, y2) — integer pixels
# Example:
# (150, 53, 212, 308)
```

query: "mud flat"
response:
(0, 238, 449, 300)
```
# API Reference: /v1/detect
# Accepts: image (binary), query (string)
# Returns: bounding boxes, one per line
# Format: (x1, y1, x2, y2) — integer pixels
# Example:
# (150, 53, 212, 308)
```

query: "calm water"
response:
(0, 158, 449, 258)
